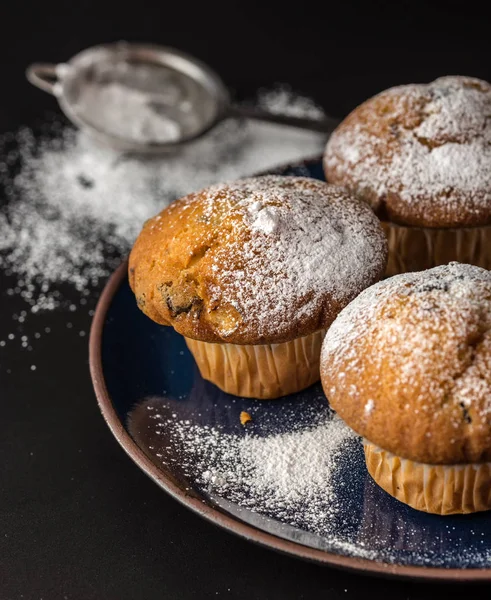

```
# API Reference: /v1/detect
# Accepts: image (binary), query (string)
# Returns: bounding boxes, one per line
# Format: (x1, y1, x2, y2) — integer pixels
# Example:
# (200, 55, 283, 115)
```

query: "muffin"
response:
(129, 175, 387, 399)
(321, 262, 491, 515)
(324, 76, 491, 276)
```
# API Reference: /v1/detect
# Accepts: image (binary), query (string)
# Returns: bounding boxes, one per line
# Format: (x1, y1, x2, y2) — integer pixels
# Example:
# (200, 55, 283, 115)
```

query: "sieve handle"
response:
(229, 105, 340, 134)
(26, 63, 59, 95)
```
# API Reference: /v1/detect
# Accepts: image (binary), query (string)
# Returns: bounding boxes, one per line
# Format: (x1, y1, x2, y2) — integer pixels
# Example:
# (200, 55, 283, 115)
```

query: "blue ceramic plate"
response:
(89, 158, 491, 581)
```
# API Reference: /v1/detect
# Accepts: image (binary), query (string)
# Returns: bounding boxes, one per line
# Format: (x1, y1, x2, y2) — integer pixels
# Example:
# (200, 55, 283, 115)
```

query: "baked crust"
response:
(129, 176, 387, 344)
(324, 76, 491, 228)
(321, 263, 491, 464)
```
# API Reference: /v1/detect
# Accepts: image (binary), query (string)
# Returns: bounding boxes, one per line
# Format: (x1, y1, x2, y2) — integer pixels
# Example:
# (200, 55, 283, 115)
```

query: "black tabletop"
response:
(2, 2, 491, 599)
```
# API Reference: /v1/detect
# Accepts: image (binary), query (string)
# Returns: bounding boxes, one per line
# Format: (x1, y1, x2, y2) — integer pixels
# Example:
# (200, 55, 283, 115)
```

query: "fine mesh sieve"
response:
(27, 42, 338, 153)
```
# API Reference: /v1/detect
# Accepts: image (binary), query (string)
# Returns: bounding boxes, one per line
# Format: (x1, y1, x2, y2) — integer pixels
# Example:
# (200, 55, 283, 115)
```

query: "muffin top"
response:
(129, 176, 387, 345)
(324, 76, 491, 228)
(321, 263, 491, 465)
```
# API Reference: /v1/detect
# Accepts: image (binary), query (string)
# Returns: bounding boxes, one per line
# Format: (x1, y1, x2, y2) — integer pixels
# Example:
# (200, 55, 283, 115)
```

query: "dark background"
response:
(1, 2, 491, 599)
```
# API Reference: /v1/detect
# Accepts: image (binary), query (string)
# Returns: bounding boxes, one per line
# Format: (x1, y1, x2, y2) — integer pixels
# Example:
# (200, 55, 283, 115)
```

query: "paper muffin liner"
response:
(364, 441, 491, 515)
(185, 329, 327, 399)
(382, 221, 491, 277)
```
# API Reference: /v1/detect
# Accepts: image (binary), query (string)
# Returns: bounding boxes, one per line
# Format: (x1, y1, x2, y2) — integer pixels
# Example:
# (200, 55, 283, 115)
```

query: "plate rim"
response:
(89, 184, 491, 584)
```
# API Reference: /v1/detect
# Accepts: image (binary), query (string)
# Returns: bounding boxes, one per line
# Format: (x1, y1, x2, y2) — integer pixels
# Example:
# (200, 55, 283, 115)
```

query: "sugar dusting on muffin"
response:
(321, 263, 491, 464)
(129, 176, 387, 344)
(324, 76, 491, 227)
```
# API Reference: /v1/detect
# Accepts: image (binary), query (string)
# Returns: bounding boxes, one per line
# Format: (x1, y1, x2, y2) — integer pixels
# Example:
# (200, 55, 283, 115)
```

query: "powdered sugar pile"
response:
(0, 88, 327, 319)
(249, 203, 279, 234)
(183, 417, 355, 533)
(129, 397, 358, 537)
(138, 176, 387, 343)
(325, 76, 491, 226)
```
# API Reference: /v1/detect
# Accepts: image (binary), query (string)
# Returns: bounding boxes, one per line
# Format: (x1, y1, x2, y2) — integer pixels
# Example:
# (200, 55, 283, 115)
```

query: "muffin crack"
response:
(186, 244, 212, 268)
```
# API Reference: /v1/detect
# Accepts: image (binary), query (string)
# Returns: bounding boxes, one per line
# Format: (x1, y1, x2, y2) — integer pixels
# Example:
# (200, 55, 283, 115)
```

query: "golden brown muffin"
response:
(324, 76, 491, 275)
(321, 262, 491, 514)
(129, 175, 387, 398)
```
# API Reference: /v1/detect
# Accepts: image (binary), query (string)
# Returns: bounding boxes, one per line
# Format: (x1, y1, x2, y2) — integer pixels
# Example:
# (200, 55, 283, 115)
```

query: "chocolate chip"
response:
(415, 281, 449, 293)
(77, 174, 94, 189)
(459, 402, 472, 424)
(166, 295, 203, 317)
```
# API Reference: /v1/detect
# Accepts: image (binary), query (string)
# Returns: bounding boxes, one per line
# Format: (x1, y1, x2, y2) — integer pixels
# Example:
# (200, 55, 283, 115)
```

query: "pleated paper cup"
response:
(364, 441, 491, 515)
(185, 328, 327, 399)
(382, 221, 491, 277)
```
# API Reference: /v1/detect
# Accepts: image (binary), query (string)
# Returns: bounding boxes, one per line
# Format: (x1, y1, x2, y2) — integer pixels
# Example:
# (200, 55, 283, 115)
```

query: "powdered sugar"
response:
(237, 416, 354, 504)
(397, 141, 491, 204)
(0, 88, 327, 317)
(184, 416, 355, 534)
(249, 204, 279, 234)
(257, 85, 325, 120)
(136, 176, 387, 343)
(325, 76, 491, 226)
(74, 81, 183, 143)
(130, 396, 358, 537)
(415, 76, 489, 142)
